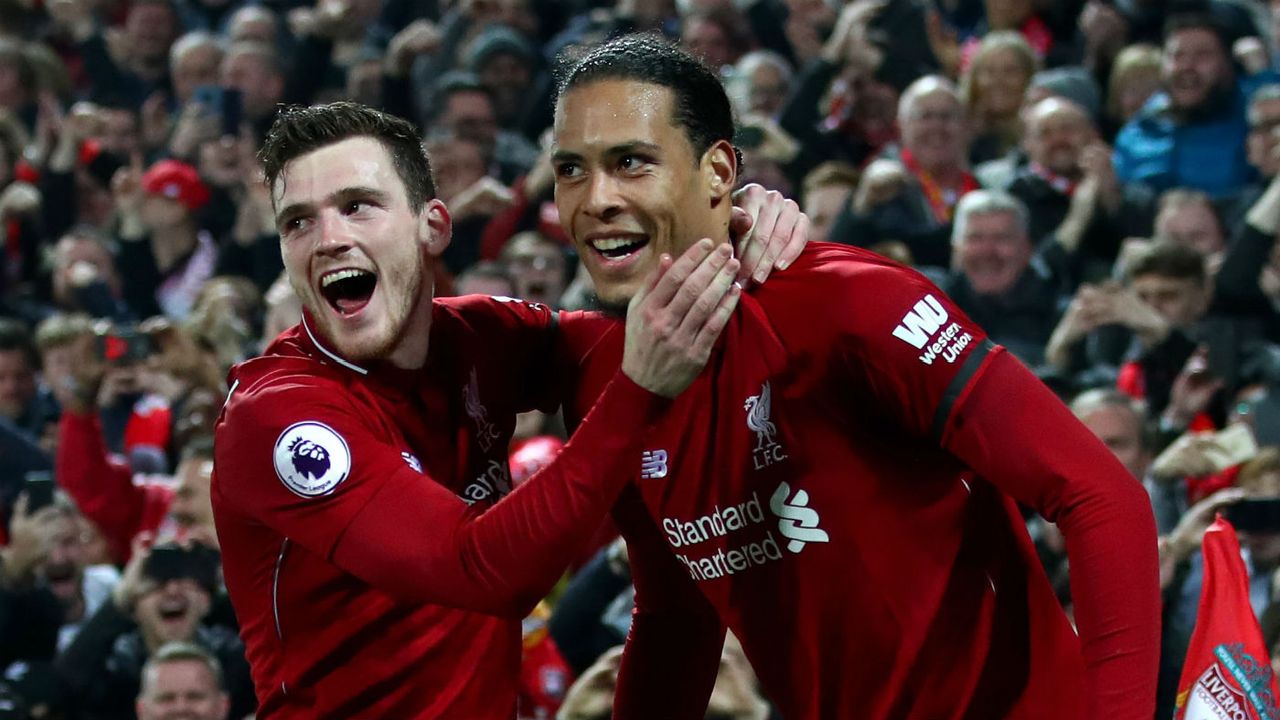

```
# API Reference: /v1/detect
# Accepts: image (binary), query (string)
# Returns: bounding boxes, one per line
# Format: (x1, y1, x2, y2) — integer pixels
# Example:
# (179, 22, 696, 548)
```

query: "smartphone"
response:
(95, 325, 152, 364)
(144, 543, 221, 589)
(221, 88, 242, 138)
(192, 85, 223, 115)
(1227, 498, 1280, 534)
(23, 471, 55, 513)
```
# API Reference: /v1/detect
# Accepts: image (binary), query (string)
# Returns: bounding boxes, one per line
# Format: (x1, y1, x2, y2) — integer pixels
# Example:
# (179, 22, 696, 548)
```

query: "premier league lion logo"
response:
(274, 421, 351, 497)
(289, 438, 331, 481)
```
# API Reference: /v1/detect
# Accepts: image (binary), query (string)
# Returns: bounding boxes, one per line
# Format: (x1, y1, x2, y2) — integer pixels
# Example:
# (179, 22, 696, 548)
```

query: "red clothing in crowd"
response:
(56, 411, 173, 562)
(212, 297, 662, 719)
(560, 244, 1160, 719)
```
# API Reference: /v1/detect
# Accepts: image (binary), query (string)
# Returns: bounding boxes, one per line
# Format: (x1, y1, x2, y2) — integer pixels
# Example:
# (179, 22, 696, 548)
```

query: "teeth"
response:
(591, 237, 643, 251)
(321, 269, 370, 288)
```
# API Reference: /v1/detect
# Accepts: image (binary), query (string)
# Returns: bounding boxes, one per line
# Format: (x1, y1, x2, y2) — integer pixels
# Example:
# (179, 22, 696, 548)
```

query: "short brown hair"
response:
(1126, 238, 1206, 284)
(259, 102, 436, 212)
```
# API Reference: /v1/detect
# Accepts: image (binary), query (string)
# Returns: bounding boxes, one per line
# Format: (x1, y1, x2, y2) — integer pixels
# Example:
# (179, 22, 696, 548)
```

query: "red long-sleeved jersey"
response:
(561, 243, 1160, 719)
(212, 296, 663, 718)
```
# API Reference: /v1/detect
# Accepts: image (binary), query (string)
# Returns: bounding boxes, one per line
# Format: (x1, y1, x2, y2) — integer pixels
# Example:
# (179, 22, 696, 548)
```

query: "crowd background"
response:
(0, 0, 1275, 716)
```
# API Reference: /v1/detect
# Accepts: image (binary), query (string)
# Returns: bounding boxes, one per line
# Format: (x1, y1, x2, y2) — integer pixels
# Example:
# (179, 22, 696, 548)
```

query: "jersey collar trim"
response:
(301, 315, 369, 376)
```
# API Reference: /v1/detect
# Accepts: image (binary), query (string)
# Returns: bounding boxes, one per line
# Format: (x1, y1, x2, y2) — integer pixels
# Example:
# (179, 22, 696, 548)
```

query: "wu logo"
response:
(464, 368, 501, 452)
(641, 450, 668, 479)
(745, 382, 787, 469)
(770, 482, 829, 553)
(892, 295, 948, 349)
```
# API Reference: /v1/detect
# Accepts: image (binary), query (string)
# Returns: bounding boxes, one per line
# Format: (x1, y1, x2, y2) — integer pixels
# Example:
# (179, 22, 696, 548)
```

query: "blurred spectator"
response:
(1158, 448, 1280, 718)
(134, 642, 229, 720)
(1153, 188, 1227, 267)
(960, 31, 1038, 164)
(55, 538, 253, 720)
(680, 7, 751, 72)
(225, 7, 277, 45)
(425, 72, 539, 183)
(466, 25, 539, 132)
(49, 227, 131, 321)
(1009, 97, 1154, 287)
(1121, 241, 1216, 417)
(455, 260, 515, 298)
(186, 276, 261, 371)
(1113, 14, 1269, 198)
(1106, 44, 1163, 131)
(1, 495, 73, 670)
(168, 32, 225, 108)
(34, 497, 120, 652)
(941, 189, 1061, 365)
(0, 40, 37, 122)
(800, 161, 859, 242)
(0, 319, 55, 439)
(114, 159, 217, 321)
(829, 75, 976, 269)
(218, 41, 283, 137)
(500, 231, 568, 309)
(555, 641, 768, 720)
(730, 50, 793, 119)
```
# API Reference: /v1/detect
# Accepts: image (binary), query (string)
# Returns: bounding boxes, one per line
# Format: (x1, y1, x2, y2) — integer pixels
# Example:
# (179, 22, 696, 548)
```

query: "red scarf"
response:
(900, 148, 979, 223)
(1029, 162, 1077, 196)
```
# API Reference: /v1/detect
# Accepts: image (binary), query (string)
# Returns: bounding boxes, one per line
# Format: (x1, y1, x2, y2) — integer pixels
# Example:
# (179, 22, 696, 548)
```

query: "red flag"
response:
(1174, 516, 1280, 719)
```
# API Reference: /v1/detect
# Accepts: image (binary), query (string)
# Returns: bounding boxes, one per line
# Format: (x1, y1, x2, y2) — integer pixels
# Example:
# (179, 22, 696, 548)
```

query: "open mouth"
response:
(319, 268, 377, 316)
(158, 598, 190, 621)
(589, 236, 649, 262)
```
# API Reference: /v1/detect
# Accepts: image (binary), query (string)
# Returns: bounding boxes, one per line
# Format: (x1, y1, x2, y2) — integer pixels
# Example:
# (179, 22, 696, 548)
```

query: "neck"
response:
(387, 281, 435, 370)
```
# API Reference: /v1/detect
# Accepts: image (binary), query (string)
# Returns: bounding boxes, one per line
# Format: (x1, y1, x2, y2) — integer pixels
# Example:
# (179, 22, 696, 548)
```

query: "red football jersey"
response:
(561, 244, 1159, 719)
(213, 295, 664, 718)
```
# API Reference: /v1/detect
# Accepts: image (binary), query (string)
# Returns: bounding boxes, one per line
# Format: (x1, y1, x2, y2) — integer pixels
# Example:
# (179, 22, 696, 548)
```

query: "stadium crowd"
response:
(0, 0, 1276, 715)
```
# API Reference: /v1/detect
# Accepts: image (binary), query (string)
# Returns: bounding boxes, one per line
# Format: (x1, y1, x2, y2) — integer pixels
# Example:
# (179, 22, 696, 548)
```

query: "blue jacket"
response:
(1113, 75, 1275, 198)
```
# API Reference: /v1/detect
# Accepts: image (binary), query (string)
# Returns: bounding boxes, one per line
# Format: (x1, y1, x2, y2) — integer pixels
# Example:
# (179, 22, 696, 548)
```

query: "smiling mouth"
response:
(319, 269, 377, 316)
(589, 236, 649, 261)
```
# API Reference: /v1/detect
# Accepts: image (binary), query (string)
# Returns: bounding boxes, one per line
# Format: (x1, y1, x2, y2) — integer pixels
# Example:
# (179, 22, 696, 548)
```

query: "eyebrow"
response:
(550, 141, 664, 165)
(275, 185, 391, 228)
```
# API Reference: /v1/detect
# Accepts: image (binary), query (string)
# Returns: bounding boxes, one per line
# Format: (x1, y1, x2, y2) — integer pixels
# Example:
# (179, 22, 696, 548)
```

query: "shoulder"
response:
(754, 242, 984, 353)
(432, 294, 560, 348)
(758, 242, 942, 316)
(219, 341, 361, 452)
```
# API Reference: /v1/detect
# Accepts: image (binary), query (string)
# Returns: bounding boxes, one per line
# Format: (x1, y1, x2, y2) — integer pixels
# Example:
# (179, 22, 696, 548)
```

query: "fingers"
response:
(675, 251, 741, 343)
(13, 491, 28, 519)
(690, 281, 742, 359)
(645, 238, 715, 309)
(739, 192, 783, 282)
(752, 197, 800, 284)
(777, 213, 810, 271)
(664, 242, 734, 321)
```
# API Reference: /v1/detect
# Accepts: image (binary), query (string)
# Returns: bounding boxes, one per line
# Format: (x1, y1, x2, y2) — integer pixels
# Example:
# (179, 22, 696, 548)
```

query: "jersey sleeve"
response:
(215, 366, 670, 618)
(611, 487, 725, 719)
(941, 351, 1160, 717)
(831, 261, 992, 440)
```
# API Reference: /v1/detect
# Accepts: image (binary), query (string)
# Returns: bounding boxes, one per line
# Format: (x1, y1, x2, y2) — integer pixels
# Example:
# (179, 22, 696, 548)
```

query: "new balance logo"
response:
(770, 481, 829, 553)
(641, 450, 668, 479)
(892, 294, 948, 349)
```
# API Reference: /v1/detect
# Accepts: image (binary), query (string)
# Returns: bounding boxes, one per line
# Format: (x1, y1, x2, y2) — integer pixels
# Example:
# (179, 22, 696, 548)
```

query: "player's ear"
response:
(704, 139, 737, 204)
(420, 198, 452, 257)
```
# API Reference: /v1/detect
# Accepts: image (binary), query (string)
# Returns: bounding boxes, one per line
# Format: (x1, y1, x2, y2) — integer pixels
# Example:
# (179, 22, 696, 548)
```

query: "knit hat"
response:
(466, 25, 535, 72)
(141, 160, 211, 212)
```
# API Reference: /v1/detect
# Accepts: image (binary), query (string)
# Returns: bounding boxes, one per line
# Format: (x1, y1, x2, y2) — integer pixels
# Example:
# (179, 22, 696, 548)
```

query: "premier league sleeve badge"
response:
(273, 421, 352, 498)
